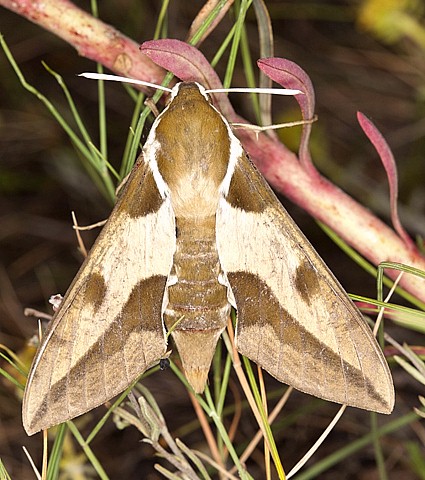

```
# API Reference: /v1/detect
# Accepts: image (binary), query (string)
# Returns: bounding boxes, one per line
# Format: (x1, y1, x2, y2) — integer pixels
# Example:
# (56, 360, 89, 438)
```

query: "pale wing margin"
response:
(216, 153, 394, 414)
(23, 155, 176, 435)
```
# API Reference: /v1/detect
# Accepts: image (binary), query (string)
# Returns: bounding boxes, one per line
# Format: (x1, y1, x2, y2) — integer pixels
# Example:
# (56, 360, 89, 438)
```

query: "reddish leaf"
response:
(258, 58, 316, 172)
(357, 112, 414, 250)
(140, 39, 234, 117)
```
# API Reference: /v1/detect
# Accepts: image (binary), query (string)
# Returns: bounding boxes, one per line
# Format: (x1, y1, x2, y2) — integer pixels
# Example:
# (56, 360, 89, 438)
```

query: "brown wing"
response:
(23, 155, 176, 435)
(217, 152, 394, 414)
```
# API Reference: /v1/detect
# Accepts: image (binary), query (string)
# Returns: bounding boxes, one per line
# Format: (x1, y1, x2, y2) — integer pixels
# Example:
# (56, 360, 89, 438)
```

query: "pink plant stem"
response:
(0, 0, 164, 83)
(2, 0, 425, 302)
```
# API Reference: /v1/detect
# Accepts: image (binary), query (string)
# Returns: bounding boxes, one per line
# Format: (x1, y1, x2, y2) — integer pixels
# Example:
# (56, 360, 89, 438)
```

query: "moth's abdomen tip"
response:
(185, 368, 209, 394)
(170, 328, 225, 394)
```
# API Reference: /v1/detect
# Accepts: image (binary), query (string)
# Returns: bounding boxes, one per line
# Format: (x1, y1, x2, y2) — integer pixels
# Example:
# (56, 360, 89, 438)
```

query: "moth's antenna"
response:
(78, 73, 173, 93)
(79, 73, 302, 96)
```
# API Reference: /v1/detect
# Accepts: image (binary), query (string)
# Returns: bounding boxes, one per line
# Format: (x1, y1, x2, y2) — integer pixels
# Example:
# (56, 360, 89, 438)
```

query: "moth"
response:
(23, 81, 394, 435)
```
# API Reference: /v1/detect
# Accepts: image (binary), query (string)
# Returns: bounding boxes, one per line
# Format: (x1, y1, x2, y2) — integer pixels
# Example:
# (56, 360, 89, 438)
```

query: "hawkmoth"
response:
(23, 81, 394, 435)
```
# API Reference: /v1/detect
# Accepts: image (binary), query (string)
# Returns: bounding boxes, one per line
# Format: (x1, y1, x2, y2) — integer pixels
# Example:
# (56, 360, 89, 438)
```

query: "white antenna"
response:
(79, 73, 303, 96)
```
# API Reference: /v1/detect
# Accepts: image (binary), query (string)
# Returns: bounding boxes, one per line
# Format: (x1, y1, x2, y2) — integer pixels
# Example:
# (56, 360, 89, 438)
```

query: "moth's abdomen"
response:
(164, 215, 230, 392)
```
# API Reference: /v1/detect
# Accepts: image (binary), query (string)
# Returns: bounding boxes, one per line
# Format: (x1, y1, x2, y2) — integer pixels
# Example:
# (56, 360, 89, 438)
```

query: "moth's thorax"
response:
(154, 83, 231, 218)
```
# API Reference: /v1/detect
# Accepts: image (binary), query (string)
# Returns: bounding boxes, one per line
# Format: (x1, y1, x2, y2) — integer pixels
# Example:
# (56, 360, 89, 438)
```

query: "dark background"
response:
(1, 1, 424, 478)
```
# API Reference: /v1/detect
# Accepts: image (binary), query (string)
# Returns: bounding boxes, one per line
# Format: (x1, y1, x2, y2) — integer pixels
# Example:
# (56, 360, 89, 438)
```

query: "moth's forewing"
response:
(22, 155, 175, 435)
(216, 152, 394, 414)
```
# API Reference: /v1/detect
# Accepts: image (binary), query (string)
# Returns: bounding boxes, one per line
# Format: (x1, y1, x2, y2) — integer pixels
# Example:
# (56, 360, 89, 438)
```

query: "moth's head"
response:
(167, 81, 210, 105)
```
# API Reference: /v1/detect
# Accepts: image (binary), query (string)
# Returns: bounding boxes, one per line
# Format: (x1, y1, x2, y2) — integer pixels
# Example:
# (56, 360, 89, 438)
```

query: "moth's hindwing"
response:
(217, 152, 394, 414)
(22, 155, 175, 435)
